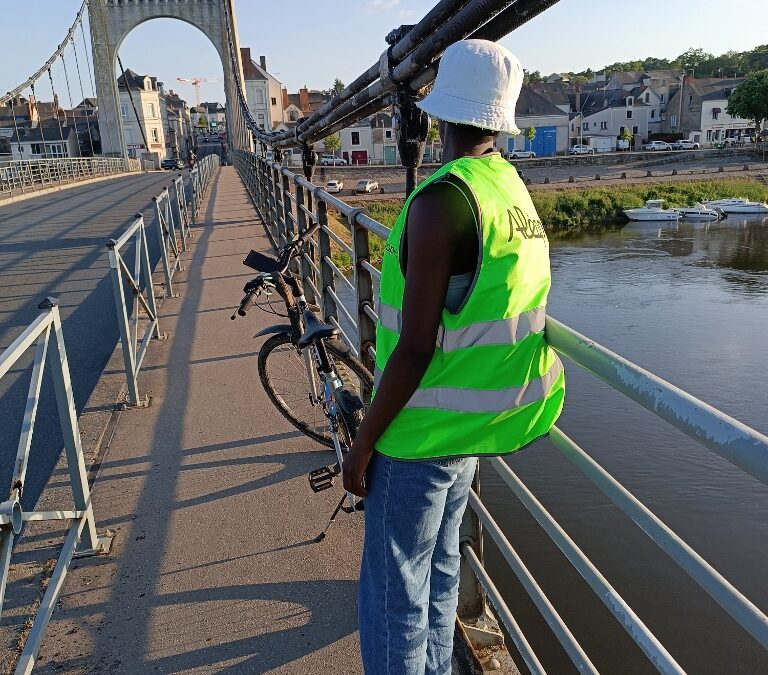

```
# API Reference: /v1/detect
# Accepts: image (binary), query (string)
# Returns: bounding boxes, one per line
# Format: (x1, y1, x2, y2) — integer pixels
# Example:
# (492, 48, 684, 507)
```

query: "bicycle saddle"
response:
(298, 311, 339, 350)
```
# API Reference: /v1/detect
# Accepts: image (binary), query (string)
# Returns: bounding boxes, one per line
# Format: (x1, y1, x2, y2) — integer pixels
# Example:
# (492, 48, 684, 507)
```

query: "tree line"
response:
(525, 44, 768, 85)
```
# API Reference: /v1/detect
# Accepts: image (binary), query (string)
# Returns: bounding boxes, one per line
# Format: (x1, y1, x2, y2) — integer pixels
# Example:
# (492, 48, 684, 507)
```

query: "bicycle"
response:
(231, 223, 372, 537)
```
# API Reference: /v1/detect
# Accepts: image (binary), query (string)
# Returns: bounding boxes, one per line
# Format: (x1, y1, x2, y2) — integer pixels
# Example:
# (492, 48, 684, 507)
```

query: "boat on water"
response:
(624, 199, 680, 222)
(675, 203, 722, 221)
(703, 198, 768, 215)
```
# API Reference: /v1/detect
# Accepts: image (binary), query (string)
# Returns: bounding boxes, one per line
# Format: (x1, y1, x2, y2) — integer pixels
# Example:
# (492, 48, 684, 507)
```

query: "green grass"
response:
(328, 178, 768, 269)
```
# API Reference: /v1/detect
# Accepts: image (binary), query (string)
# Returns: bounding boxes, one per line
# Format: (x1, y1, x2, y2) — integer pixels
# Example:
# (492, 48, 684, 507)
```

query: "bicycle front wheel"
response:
(258, 333, 372, 448)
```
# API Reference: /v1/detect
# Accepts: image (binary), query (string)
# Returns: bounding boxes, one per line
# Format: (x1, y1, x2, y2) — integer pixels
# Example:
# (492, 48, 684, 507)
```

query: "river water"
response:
(484, 217, 768, 673)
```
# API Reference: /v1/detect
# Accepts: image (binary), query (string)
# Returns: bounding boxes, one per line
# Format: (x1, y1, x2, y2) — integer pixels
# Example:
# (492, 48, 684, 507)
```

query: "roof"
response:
(528, 82, 569, 107)
(9, 125, 75, 143)
(75, 97, 97, 109)
(190, 105, 207, 114)
(369, 112, 393, 128)
(612, 71, 644, 85)
(201, 102, 225, 113)
(515, 86, 569, 118)
(117, 69, 156, 91)
(644, 69, 682, 81)
(580, 89, 648, 117)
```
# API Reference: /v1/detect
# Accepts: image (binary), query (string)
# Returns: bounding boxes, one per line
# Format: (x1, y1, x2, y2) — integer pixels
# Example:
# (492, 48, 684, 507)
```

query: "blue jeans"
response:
(358, 453, 478, 675)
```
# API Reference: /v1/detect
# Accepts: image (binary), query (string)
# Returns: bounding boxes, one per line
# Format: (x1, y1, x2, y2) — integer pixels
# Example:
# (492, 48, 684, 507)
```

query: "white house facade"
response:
(117, 69, 168, 161)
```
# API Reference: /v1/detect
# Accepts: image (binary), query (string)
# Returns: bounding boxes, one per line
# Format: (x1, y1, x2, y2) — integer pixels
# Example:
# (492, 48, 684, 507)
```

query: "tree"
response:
(726, 71, 768, 128)
(523, 70, 542, 85)
(571, 75, 589, 87)
(331, 78, 345, 96)
(619, 128, 633, 142)
(324, 133, 341, 155)
(524, 125, 536, 151)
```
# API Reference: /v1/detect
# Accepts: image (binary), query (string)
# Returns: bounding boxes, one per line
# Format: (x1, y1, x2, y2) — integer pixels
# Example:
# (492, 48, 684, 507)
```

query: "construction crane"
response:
(176, 77, 223, 106)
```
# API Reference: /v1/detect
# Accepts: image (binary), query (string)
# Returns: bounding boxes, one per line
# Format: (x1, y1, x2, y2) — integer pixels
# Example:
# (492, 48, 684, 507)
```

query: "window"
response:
(688, 95, 693, 108)
(712, 108, 720, 120)
(147, 102, 156, 118)
(271, 97, 277, 105)
(633, 126, 639, 134)
(255, 90, 265, 104)
(31, 143, 43, 154)
(660, 93, 665, 103)
(706, 130, 712, 141)
(124, 128, 133, 144)
(351, 131, 360, 145)
(670, 114, 678, 128)
(645, 92, 650, 103)
(582, 122, 589, 131)
(151, 128, 159, 143)
(626, 110, 633, 119)
(257, 113, 265, 129)
(121, 104, 129, 120)
(385, 130, 392, 139)
(651, 109, 656, 119)
(600, 121, 608, 130)
(289, 110, 298, 121)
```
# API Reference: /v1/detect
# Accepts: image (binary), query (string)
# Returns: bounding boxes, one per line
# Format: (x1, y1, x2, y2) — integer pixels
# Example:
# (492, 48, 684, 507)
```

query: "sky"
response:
(1, 0, 766, 108)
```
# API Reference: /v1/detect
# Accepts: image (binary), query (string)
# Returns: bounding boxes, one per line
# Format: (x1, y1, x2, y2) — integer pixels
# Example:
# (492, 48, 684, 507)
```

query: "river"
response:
(484, 216, 768, 673)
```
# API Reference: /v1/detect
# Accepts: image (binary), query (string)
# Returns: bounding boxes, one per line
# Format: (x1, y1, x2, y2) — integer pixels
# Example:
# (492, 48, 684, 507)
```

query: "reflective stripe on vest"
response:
(378, 302, 546, 352)
(374, 358, 562, 413)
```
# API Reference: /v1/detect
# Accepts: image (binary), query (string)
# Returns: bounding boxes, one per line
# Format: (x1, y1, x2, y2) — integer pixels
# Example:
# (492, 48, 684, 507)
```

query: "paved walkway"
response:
(36, 167, 364, 673)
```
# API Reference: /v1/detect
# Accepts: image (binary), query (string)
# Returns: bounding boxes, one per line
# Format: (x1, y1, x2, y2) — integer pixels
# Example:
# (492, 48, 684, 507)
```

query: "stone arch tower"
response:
(88, 0, 250, 156)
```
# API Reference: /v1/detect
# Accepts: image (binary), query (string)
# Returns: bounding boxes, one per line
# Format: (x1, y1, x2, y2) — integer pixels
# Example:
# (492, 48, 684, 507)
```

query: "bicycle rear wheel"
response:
(258, 333, 372, 448)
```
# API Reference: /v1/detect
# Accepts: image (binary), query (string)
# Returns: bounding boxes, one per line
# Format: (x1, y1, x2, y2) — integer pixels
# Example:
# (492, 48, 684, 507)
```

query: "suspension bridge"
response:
(1, 1, 767, 673)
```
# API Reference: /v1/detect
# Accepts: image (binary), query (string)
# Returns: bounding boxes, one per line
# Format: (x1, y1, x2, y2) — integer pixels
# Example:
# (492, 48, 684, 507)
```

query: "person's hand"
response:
(343, 440, 374, 498)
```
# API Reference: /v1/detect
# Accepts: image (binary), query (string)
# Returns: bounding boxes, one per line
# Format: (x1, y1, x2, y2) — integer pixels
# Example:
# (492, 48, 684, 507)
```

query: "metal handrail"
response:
(153, 186, 184, 298)
(0, 157, 132, 200)
(232, 148, 768, 672)
(106, 214, 164, 407)
(0, 299, 111, 674)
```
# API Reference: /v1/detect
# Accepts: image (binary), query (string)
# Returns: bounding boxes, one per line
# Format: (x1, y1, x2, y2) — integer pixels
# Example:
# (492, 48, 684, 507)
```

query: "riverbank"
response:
(326, 177, 768, 271)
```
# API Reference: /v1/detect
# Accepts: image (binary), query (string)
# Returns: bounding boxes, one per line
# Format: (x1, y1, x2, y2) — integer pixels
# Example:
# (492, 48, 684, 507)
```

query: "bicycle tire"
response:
(258, 333, 373, 448)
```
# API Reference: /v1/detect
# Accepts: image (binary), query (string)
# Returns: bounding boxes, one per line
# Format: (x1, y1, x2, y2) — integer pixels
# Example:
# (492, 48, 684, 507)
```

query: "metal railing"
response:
(106, 214, 165, 407)
(171, 173, 192, 250)
(0, 157, 134, 200)
(0, 298, 111, 675)
(233, 149, 768, 673)
(153, 186, 185, 299)
(189, 154, 220, 224)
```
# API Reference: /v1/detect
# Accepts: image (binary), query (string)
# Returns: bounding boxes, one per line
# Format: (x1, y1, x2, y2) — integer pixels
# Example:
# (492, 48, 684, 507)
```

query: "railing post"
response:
(350, 207, 376, 374)
(458, 465, 486, 623)
(153, 190, 178, 299)
(273, 164, 287, 245)
(316, 195, 338, 324)
(294, 180, 317, 306)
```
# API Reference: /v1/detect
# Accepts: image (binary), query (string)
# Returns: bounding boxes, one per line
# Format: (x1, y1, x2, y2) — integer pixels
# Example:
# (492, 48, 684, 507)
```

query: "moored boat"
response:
(624, 199, 680, 222)
(703, 198, 768, 215)
(676, 203, 722, 221)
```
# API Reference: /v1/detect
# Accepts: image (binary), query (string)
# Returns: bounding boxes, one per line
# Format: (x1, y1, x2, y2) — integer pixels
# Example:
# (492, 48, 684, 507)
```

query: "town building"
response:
(199, 102, 226, 134)
(282, 87, 329, 120)
(497, 85, 570, 156)
(575, 89, 651, 150)
(117, 68, 168, 161)
(7, 125, 80, 161)
(241, 49, 284, 130)
(663, 77, 753, 146)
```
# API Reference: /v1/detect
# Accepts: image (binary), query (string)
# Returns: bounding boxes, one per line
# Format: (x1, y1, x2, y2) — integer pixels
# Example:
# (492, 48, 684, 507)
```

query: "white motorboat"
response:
(675, 203, 722, 221)
(623, 199, 680, 222)
(703, 198, 768, 215)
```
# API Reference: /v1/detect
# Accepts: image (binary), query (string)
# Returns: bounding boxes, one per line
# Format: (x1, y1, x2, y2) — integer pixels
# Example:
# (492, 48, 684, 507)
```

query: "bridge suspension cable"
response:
(1, 1, 88, 108)
(223, 0, 561, 151)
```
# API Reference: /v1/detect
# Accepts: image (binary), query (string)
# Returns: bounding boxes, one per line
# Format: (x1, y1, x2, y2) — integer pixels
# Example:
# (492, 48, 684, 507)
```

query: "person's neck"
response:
(441, 140, 496, 164)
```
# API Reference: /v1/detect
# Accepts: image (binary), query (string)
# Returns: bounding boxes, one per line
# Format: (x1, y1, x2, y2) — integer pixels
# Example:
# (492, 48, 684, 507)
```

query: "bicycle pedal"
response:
(308, 463, 340, 493)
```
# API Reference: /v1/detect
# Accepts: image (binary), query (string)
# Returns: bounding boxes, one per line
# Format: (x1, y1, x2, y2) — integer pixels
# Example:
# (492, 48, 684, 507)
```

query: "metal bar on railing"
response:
(327, 286, 358, 332)
(546, 317, 768, 486)
(106, 214, 164, 407)
(489, 456, 685, 675)
(462, 545, 546, 675)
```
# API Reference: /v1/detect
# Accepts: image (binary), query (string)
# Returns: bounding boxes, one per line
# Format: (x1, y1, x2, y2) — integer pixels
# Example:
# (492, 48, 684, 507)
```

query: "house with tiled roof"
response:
(241, 48, 283, 131)
(116, 68, 168, 160)
(6, 124, 80, 161)
(497, 85, 570, 156)
(577, 88, 651, 149)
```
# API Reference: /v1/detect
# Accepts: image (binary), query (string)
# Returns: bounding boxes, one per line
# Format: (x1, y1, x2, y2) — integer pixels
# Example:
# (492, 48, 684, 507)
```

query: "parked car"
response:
(355, 179, 379, 193)
(320, 154, 347, 166)
(325, 179, 344, 193)
(569, 144, 595, 155)
(644, 141, 672, 151)
(161, 158, 185, 170)
(671, 139, 700, 150)
(507, 150, 536, 159)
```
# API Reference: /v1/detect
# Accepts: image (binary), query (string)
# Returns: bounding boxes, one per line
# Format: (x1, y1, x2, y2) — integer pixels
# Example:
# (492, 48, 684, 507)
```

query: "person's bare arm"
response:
(343, 182, 473, 497)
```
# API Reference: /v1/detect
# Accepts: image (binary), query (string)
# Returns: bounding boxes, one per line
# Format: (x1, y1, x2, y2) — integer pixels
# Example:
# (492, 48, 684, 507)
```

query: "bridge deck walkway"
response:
(36, 166, 363, 673)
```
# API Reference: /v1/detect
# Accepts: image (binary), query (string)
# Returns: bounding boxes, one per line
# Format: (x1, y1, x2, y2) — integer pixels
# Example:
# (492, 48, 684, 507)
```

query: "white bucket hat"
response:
(417, 39, 523, 135)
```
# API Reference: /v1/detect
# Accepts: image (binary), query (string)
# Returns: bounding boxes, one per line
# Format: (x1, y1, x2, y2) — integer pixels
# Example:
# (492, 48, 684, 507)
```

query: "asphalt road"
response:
(0, 171, 179, 508)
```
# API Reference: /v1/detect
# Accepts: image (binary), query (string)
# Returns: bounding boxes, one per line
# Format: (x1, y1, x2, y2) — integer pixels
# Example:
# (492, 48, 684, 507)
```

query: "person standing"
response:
(343, 40, 565, 674)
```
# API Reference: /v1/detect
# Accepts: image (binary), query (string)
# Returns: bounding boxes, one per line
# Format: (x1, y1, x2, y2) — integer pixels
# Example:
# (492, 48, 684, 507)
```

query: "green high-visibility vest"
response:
(374, 153, 565, 460)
